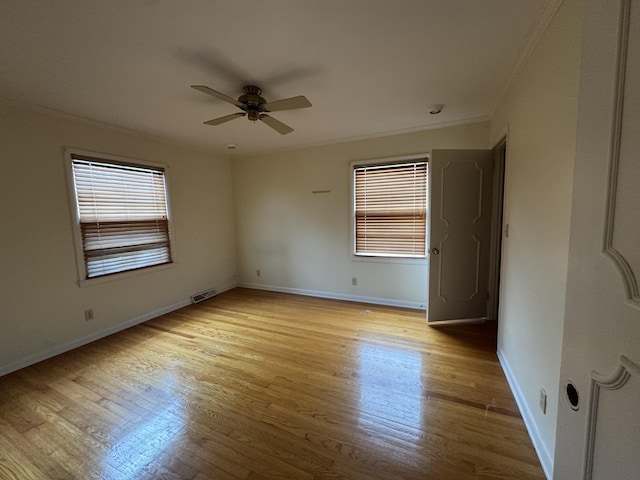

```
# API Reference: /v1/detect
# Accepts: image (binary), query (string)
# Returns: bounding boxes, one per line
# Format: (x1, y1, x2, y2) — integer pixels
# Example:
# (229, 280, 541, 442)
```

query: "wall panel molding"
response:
(603, 0, 640, 307)
(583, 355, 640, 479)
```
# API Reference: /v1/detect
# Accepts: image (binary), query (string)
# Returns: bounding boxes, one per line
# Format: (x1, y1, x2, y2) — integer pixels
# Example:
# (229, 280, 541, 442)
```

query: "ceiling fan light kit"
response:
(191, 84, 312, 135)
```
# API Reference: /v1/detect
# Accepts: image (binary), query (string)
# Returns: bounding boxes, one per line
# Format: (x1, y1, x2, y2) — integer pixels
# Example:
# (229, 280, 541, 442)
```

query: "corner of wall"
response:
(498, 347, 553, 478)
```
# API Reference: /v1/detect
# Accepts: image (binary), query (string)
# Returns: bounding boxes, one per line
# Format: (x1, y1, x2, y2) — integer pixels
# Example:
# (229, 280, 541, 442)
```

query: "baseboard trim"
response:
(0, 280, 238, 378)
(238, 282, 426, 310)
(0, 298, 193, 378)
(497, 347, 553, 479)
(0, 283, 237, 377)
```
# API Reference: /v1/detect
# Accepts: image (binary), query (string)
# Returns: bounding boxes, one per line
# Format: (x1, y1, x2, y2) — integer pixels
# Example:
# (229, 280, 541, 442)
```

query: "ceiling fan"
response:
(191, 85, 312, 135)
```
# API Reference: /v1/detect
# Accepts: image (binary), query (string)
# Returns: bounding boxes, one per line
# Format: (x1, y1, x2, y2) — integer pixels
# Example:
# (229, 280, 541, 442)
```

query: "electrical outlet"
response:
(84, 309, 94, 321)
(256, 269, 261, 277)
(352, 277, 357, 286)
(539, 388, 547, 414)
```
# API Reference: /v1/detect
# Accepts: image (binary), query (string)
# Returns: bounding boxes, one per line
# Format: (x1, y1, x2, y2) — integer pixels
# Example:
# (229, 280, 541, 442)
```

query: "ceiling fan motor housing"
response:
(239, 85, 266, 121)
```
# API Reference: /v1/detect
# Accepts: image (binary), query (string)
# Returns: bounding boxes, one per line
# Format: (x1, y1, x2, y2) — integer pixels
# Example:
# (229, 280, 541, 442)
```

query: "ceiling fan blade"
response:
(259, 114, 294, 135)
(263, 95, 312, 112)
(191, 85, 244, 108)
(203, 112, 246, 126)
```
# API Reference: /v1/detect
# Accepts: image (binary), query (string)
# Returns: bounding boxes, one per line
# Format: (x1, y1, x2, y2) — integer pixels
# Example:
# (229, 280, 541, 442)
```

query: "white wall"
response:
(489, 0, 583, 475)
(232, 122, 489, 308)
(0, 101, 237, 374)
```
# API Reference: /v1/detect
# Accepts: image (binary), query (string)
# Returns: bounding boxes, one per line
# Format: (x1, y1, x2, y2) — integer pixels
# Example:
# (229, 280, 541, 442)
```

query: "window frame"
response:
(64, 148, 177, 286)
(350, 153, 429, 263)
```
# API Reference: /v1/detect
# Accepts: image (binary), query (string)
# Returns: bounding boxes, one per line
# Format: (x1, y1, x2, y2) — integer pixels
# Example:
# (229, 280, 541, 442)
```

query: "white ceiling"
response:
(0, 0, 555, 157)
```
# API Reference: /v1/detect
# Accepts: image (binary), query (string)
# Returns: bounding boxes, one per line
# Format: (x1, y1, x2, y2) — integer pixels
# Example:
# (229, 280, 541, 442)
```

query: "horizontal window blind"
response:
(71, 156, 172, 279)
(354, 161, 427, 257)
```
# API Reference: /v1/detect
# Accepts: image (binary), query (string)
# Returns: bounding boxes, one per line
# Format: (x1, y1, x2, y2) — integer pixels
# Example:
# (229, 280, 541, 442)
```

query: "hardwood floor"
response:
(0, 288, 544, 479)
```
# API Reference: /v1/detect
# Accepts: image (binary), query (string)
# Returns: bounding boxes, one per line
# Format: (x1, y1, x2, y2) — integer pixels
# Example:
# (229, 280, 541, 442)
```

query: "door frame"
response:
(487, 137, 507, 322)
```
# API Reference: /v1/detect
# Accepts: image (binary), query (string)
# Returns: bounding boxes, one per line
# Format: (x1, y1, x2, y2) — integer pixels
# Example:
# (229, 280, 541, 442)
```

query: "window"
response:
(353, 159, 427, 258)
(67, 151, 173, 280)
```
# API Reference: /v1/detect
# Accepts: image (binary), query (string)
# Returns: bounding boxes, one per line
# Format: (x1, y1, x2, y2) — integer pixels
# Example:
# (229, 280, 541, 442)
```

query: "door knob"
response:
(430, 247, 440, 255)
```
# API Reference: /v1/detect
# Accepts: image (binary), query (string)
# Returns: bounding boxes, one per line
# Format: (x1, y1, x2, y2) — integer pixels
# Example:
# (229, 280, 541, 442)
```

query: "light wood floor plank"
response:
(0, 288, 544, 479)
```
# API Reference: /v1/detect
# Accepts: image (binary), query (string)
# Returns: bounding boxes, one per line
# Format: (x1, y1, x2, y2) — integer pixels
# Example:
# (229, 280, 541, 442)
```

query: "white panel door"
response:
(427, 149, 493, 323)
(554, 1, 640, 478)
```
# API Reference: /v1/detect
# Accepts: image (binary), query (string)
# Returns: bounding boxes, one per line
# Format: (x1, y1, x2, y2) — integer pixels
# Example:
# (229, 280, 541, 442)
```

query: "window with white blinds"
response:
(70, 154, 173, 279)
(354, 160, 427, 257)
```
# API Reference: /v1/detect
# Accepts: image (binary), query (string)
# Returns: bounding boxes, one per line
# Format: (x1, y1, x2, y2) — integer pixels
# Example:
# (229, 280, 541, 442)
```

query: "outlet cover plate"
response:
(539, 388, 547, 414)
